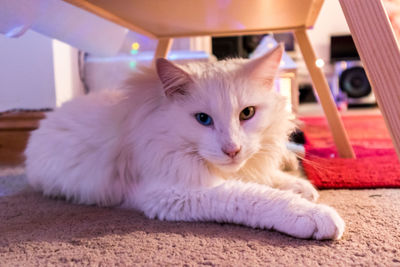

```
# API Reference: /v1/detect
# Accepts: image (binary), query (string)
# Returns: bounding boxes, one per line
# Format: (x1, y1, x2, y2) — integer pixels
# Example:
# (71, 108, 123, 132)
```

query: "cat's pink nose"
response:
(222, 146, 241, 158)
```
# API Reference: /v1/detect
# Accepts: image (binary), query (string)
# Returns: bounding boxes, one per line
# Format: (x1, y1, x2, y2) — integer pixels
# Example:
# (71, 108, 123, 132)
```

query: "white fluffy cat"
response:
(25, 45, 344, 240)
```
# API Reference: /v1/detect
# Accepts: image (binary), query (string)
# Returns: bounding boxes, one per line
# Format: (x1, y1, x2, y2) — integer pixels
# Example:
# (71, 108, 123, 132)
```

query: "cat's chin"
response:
(214, 160, 247, 173)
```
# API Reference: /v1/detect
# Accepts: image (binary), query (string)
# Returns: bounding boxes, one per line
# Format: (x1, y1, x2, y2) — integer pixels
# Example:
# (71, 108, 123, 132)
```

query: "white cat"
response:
(25, 45, 344, 240)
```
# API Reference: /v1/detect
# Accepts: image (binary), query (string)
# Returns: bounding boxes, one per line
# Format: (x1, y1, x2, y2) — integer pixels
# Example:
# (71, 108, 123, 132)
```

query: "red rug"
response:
(301, 114, 400, 189)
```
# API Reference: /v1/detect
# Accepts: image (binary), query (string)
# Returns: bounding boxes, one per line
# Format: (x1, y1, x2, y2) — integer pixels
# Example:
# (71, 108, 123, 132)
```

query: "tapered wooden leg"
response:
(294, 29, 355, 158)
(290, 73, 299, 114)
(339, 0, 400, 161)
(153, 38, 173, 64)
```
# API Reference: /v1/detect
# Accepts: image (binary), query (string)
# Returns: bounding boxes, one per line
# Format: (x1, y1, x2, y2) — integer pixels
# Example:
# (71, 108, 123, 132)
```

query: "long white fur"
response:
(25, 45, 345, 240)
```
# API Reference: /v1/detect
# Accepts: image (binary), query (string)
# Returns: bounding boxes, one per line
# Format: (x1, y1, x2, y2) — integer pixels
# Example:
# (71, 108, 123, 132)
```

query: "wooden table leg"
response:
(290, 72, 299, 115)
(294, 29, 355, 158)
(153, 38, 173, 63)
(339, 0, 400, 161)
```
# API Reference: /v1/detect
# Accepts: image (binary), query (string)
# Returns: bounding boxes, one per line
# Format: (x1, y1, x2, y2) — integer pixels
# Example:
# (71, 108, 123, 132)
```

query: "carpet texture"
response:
(1, 167, 400, 266)
(301, 115, 400, 189)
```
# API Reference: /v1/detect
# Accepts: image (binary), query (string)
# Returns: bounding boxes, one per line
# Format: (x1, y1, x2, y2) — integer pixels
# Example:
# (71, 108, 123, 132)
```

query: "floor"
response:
(1, 166, 400, 266)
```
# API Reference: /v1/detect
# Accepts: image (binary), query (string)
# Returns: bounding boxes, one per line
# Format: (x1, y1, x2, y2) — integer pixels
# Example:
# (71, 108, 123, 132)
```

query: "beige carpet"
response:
(1, 167, 400, 266)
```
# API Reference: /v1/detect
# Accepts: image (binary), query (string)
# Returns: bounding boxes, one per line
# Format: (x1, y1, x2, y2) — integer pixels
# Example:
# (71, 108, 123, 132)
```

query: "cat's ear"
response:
(245, 43, 284, 88)
(156, 58, 193, 97)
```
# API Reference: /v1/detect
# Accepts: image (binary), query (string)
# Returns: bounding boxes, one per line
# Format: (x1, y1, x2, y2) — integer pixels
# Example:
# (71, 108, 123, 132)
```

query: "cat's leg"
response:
(271, 170, 319, 202)
(131, 180, 344, 240)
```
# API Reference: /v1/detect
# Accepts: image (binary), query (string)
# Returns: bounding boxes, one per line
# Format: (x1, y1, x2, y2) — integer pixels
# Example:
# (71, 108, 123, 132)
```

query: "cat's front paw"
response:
(283, 204, 345, 240)
(279, 178, 319, 202)
(310, 204, 345, 240)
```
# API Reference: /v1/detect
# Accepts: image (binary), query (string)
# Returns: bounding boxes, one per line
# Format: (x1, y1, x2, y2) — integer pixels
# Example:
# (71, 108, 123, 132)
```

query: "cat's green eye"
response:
(239, 106, 256, 121)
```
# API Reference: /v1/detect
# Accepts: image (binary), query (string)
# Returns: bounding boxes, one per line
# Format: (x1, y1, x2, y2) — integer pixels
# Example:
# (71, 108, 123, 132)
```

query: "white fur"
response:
(25, 46, 344, 240)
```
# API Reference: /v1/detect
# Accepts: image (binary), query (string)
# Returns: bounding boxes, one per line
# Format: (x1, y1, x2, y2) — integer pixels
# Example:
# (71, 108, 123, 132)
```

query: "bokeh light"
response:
(129, 61, 137, 69)
(131, 42, 140, 50)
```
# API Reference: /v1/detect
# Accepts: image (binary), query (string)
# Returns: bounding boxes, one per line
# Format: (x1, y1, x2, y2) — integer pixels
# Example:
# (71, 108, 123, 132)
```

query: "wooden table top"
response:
(62, 0, 324, 39)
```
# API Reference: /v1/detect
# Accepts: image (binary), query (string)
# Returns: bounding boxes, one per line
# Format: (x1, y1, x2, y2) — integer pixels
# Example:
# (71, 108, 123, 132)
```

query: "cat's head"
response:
(156, 44, 292, 173)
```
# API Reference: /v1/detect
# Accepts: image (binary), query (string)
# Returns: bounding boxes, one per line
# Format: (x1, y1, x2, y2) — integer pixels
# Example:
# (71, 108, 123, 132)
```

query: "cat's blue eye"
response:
(195, 113, 213, 126)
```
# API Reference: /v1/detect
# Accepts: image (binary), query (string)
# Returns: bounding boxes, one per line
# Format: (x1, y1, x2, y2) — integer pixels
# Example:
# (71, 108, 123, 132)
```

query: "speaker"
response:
(330, 35, 376, 106)
(333, 61, 376, 105)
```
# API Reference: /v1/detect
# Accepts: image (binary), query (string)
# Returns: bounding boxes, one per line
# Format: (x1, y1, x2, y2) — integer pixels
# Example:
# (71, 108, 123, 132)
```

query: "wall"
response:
(52, 39, 84, 107)
(0, 1, 348, 112)
(308, 1, 351, 66)
(294, 0, 351, 84)
(0, 29, 209, 112)
(0, 30, 56, 112)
